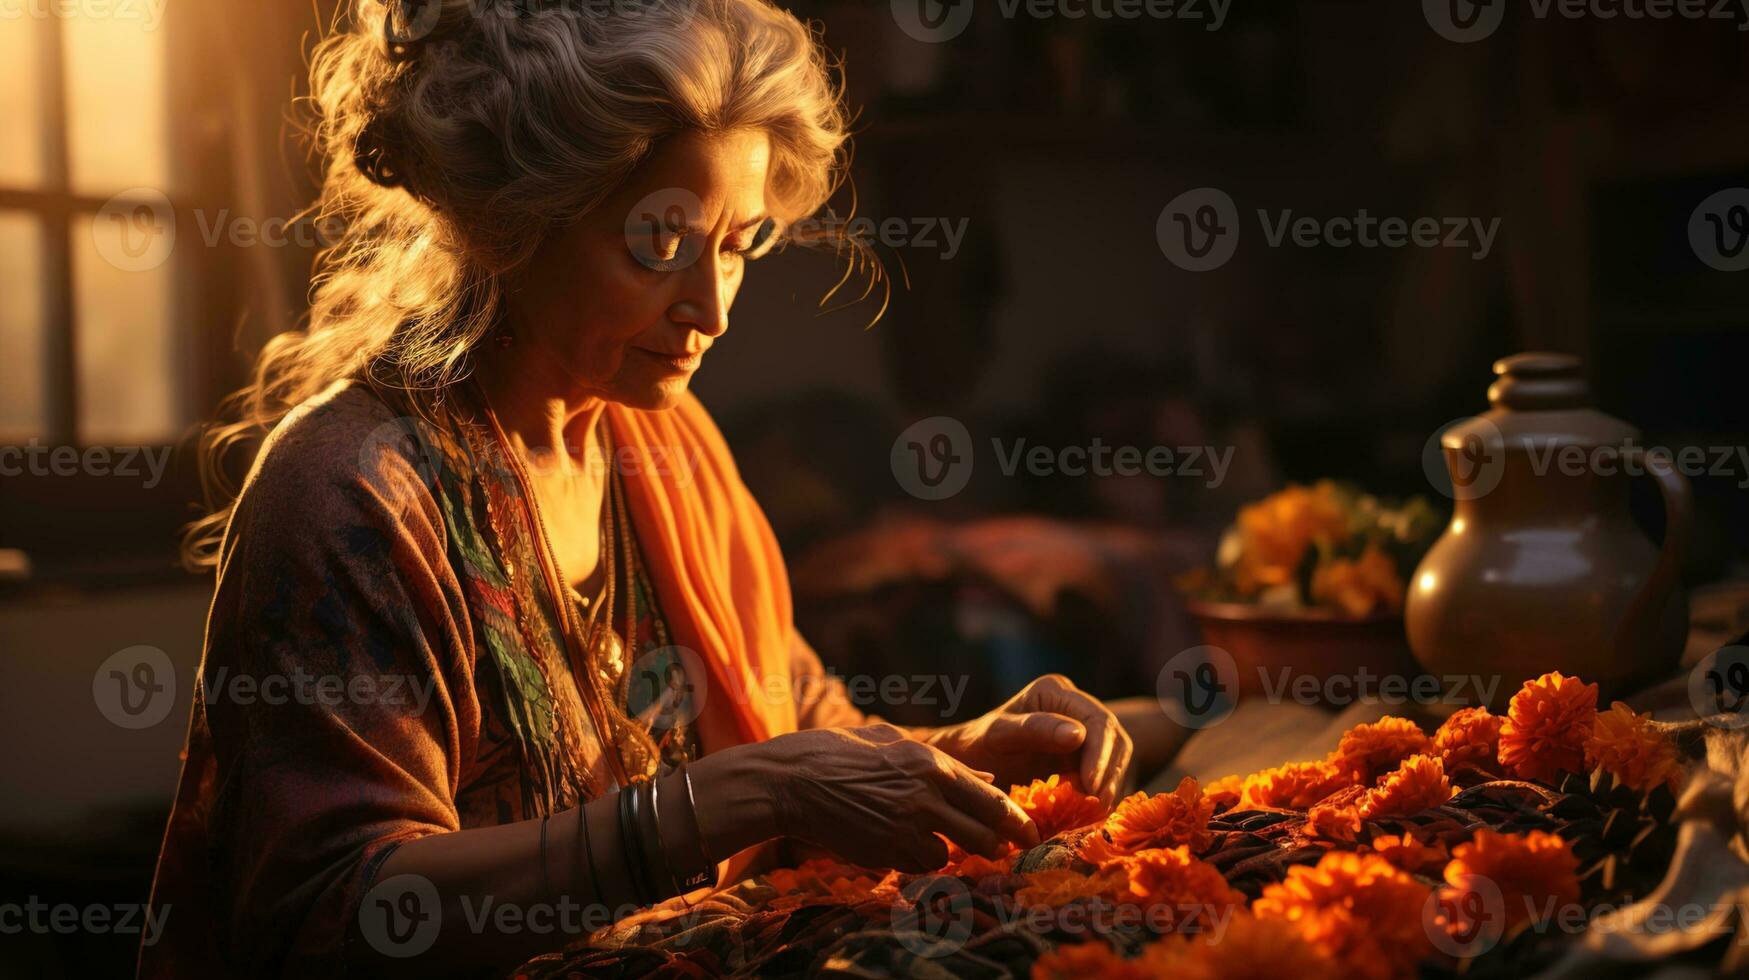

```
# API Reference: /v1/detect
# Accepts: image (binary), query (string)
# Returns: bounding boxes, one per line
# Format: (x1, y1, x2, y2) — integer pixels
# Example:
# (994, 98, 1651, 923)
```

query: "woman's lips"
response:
(637, 348, 704, 373)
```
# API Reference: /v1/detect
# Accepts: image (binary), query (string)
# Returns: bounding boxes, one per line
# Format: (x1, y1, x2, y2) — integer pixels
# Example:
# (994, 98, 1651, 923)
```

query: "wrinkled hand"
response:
(762, 725, 1039, 872)
(920, 674, 1134, 807)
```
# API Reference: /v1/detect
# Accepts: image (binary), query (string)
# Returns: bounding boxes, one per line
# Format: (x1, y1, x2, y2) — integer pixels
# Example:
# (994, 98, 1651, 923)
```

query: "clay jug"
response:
(1405, 352, 1692, 705)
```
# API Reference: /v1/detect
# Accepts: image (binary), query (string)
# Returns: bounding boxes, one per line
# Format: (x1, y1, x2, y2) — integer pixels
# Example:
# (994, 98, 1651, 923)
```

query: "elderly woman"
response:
(143, 1, 1148, 976)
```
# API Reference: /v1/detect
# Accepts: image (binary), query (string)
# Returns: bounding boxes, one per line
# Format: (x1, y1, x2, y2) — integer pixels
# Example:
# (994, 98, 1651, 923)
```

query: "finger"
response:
(921, 798, 1006, 859)
(895, 830, 950, 873)
(985, 712, 1085, 755)
(1100, 723, 1135, 805)
(917, 746, 1040, 848)
(1081, 713, 1121, 808)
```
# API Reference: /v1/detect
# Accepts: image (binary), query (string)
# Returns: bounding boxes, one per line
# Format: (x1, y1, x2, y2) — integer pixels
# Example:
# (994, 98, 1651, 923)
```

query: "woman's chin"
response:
(614, 375, 693, 411)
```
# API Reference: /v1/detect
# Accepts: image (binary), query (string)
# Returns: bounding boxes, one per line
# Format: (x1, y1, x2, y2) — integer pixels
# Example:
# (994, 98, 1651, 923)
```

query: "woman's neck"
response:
(473, 343, 609, 476)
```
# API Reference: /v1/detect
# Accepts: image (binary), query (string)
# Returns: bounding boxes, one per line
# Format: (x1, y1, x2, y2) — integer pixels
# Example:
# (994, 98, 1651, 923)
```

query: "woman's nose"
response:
(669, 259, 731, 338)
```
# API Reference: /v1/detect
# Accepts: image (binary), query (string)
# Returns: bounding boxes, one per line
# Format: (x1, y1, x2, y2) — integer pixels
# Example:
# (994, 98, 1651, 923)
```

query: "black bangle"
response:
(619, 785, 651, 906)
(644, 779, 679, 899)
(578, 799, 603, 902)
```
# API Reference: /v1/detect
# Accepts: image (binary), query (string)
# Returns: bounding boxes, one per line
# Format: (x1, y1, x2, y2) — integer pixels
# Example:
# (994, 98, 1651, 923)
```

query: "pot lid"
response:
(1442, 352, 1641, 450)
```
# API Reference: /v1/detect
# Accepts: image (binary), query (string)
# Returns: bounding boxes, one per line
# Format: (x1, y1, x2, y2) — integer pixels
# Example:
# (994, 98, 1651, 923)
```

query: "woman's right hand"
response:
(740, 724, 1040, 872)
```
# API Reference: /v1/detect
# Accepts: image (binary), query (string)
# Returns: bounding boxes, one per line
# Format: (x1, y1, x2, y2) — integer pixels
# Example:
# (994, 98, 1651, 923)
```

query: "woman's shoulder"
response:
(234, 380, 443, 534)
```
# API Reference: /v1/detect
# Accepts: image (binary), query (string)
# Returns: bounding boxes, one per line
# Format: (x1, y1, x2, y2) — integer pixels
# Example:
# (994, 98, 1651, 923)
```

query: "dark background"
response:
(2, 1, 1747, 974)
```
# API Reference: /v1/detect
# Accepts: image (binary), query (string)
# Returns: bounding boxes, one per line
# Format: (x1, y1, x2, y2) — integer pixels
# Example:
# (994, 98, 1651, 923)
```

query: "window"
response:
(0, 8, 182, 447)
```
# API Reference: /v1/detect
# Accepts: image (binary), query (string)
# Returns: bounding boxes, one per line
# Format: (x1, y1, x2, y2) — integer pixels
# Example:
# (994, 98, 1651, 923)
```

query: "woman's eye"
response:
(730, 218, 779, 261)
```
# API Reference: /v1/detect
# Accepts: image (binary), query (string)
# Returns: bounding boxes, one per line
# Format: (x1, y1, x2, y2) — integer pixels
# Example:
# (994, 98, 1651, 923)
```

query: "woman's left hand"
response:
(918, 674, 1134, 807)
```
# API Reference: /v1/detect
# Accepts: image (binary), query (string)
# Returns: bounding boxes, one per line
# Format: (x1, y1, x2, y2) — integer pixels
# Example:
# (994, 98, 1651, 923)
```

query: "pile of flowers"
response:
(520, 672, 1688, 980)
(1175, 480, 1440, 616)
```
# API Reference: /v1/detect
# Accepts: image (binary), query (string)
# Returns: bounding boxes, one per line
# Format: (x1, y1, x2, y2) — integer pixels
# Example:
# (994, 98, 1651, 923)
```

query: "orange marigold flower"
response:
(1305, 786, 1367, 842)
(1329, 716, 1434, 784)
(1442, 829, 1580, 931)
(1016, 867, 1128, 907)
(1254, 852, 1434, 980)
(1241, 760, 1352, 809)
(1077, 778, 1214, 864)
(1204, 774, 1244, 809)
(1140, 912, 1342, 980)
(1104, 846, 1246, 933)
(1310, 542, 1405, 617)
(1232, 481, 1350, 595)
(1012, 774, 1108, 839)
(1367, 833, 1449, 876)
(1586, 701, 1684, 794)
(1032, 941, 1151, 980)
(1433, 706, 1505, 774)
(1358, 754, 1453, 819)
(1498, 672, 1598, 784)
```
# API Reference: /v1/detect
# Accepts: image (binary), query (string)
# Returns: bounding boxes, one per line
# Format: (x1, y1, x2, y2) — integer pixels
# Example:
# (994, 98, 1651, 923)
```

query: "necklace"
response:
(477, 385, 634, 790)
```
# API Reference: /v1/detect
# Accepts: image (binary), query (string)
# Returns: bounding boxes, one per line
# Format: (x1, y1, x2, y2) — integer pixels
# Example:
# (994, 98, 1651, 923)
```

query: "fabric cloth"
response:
(139, 381, 865, 978)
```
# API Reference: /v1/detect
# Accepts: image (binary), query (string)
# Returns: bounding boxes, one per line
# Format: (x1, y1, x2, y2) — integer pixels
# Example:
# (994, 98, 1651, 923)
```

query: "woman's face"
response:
(502, 128, 778, 410)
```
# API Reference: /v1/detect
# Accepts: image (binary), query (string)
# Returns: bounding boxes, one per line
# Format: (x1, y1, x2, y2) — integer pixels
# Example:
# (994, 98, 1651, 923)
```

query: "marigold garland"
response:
(1358, 753, 1453, 819)
(732, 671, 1691, 980)
(1367, 833, 1449, 876)
(1328, 716, 1434, 784)
(1103, 846, 1246, 933)
(1031, 941, 1151, 980)
(1442, 829, 1581, 931)
(1011, 774, 1108, 840)
(1240, 760, 1352, 810)
(1433, 705, 1505, 774)
(1498, 671, 1598, 784)
(1586, 701, 1683, 794)
(1139, 911, 1342, 980)
(1254, 852, 1434, 980)
(1077, 777, 1214, 864)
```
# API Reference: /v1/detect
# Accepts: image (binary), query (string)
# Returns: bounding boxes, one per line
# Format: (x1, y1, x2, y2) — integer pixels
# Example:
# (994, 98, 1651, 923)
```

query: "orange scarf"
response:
(605, 393, 798, 750)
